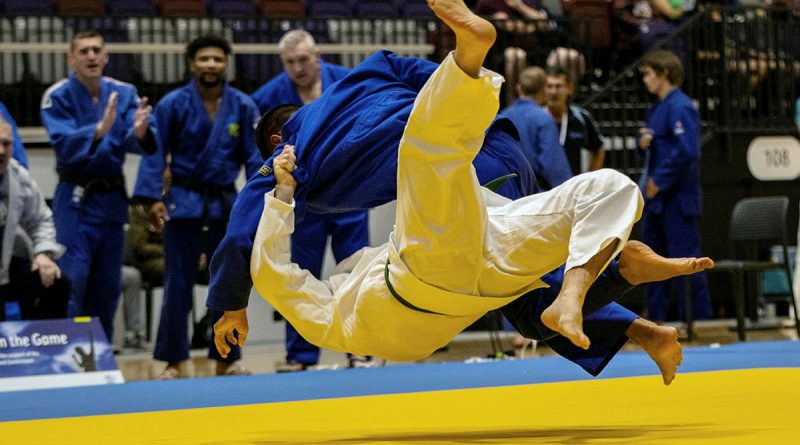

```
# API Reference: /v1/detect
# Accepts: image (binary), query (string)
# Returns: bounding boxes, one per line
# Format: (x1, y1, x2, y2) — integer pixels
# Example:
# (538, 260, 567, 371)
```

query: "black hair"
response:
(255, 104, 300, 159)
(186, 35, 232, 61)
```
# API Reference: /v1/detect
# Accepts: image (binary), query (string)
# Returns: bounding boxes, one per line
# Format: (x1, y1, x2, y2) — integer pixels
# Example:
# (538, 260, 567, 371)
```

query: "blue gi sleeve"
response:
(650, 103, 700, 192)
(206, 171, 276, 311)
(0, 101, 29, 168)
(119, 93, 158, 156)
(132, 96, 171, 201)
(383, 52, 437, 92)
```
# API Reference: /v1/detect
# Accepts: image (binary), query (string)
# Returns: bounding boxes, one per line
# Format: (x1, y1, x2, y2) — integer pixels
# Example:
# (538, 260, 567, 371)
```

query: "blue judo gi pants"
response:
(641, 199, 712, 321)
(155, 218, 235, 363)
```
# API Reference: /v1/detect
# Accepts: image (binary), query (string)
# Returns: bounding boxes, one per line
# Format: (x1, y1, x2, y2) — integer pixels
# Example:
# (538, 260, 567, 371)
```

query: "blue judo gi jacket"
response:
(42, 73, 158, 224)
(639, 88, 702, 217)
(133, 81, 262, 218)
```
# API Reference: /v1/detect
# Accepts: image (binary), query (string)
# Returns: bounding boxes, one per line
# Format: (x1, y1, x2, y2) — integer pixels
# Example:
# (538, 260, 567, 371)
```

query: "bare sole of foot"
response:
(540, 299, 591, 350)
(629, 319, 683, 385)
(428, 0, 496, 75)
(619, 240, 714, 286)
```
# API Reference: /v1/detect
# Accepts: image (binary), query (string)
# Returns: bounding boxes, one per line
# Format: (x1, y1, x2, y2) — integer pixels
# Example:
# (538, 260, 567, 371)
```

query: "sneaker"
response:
(123, 332, 145, 350)
(348, 355, 377, 369)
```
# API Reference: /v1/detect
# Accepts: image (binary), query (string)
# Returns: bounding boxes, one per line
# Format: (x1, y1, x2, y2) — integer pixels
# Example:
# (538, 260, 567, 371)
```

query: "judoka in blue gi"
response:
(209, 0, 710, 384)
(40, 30, 157, 340)
(638, 50, 713, 322)
(250, 29, 372, 370)
(134, 35, 262, 379)
(501, 66, 571, 191)
(0, 101, 28, 168)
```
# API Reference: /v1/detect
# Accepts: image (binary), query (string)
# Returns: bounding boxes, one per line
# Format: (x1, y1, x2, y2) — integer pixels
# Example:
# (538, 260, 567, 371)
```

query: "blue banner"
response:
(0, 318, 123, 391)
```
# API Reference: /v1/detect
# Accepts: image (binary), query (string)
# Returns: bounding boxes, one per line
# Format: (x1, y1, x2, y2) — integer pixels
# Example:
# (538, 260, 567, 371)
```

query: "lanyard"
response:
(559, 111, 568, 146)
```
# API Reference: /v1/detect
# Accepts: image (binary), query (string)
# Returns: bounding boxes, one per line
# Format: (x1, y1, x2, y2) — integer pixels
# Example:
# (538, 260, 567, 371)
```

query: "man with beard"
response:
(41, 30, 157, 340)
(133, 35, 262, 379)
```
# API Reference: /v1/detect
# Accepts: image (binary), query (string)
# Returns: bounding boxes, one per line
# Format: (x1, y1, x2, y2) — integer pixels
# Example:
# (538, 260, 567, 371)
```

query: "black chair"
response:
(709, 196, 800, 341)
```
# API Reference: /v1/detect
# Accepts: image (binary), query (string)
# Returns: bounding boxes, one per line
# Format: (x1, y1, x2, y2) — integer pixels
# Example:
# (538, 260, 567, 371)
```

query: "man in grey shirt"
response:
(0, 117, 70, 321)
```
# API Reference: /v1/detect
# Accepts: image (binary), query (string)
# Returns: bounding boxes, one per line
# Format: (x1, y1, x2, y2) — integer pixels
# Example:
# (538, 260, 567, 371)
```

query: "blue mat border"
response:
(2, 340, 799, 422)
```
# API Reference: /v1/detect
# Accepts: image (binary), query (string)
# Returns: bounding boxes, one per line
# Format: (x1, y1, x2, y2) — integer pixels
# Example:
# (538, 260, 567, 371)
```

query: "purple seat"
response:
(106, 0, 158, 16)
(354, 0, 400, 18)
(2, 0, 54, 15)
(256, 0, 304, 18)
(402, 0, 435, 18)
(305, 0, 353, 18)
(207, 0, 256, 17)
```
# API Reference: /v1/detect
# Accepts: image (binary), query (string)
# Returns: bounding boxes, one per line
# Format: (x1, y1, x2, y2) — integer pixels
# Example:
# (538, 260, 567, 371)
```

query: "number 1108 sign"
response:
(746, 136, 800, 181)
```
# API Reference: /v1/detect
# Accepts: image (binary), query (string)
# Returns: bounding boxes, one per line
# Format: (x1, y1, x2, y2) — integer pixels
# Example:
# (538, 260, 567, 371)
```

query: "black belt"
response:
(384, 260, 445, 316)
(171, 178, 236, 195)
(58, 172, 125, 192)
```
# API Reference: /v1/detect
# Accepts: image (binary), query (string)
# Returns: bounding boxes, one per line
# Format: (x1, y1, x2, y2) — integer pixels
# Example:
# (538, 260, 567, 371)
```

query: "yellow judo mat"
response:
(3, 367, 799, 444)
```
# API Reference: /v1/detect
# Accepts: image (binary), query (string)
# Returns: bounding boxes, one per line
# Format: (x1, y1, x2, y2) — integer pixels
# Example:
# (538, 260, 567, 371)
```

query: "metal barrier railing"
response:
(580, 6, 800, 175)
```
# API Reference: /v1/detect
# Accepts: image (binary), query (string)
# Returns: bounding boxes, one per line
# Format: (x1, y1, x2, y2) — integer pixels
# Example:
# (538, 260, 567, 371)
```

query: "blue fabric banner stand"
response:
(0, 317, 123, 392)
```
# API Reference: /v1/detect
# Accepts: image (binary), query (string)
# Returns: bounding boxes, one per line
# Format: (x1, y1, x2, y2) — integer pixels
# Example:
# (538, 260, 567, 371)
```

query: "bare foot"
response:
(541, 294, 591, 350)
(627, 318, 683, 385)
(618, 240, 714, 286)
(428, 0, 496, 77)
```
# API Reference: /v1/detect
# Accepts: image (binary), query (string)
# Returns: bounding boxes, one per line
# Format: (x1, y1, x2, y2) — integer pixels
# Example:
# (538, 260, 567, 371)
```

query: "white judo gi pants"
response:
(393, 54, 643, 299)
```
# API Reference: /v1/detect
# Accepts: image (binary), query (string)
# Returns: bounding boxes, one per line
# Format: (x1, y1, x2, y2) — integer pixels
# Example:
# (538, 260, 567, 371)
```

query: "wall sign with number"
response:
(746, 136, 800, 181)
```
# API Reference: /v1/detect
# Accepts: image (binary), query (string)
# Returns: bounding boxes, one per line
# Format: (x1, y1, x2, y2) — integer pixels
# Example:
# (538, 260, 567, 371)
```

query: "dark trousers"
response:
(0, 256, 71, 321)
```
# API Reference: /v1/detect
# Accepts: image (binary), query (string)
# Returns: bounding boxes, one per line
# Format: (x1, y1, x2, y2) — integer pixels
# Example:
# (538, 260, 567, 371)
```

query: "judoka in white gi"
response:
(216, 0, 713, 385)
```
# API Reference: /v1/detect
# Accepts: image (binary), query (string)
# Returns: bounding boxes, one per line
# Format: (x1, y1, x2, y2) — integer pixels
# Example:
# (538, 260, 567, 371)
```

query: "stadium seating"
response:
(1, 0, 54, 15)
(353, 0, 400, 18)
(256, 0, 304, 18)
(402, 0, 435, 18)
(106, 0, 158, 16)
(206, 0, 256, 17)
(305, 0, 354, 18)
(54, 0, 107, 16)
(158, 0, 207, 17)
